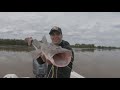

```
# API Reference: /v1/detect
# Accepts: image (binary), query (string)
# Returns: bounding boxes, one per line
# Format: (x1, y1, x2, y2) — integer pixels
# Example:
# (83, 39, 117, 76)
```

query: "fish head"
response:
(41, 44, 72, 67)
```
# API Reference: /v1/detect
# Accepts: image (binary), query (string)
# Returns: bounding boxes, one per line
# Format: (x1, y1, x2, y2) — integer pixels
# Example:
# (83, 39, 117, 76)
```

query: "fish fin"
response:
(32, 39, 42, 49)
(30, 49, 42, 60)
(41, 35, 48, 44)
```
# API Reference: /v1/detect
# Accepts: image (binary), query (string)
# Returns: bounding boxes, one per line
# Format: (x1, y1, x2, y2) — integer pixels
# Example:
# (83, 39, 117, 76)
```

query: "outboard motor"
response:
(33, 57, 47, 78)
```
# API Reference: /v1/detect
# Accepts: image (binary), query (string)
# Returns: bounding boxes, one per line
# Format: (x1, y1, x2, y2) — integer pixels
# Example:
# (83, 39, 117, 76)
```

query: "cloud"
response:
(0, 12, 120, 46)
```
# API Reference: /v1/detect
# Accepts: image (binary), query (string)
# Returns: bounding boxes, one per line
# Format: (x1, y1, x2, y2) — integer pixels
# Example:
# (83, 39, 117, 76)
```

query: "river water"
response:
(0, 47, 120, 78)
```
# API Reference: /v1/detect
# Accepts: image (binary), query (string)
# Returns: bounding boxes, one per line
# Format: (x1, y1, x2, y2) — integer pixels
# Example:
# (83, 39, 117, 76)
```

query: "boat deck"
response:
(3, 71, 85, 78)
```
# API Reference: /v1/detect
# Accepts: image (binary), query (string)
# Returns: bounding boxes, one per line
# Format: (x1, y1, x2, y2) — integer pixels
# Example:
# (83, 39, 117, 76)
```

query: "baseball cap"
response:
(49, 26, 62, 35)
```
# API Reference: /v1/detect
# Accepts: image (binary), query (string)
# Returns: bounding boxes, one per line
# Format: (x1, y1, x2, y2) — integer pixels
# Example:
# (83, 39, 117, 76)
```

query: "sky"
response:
(0, 12, 120, 47)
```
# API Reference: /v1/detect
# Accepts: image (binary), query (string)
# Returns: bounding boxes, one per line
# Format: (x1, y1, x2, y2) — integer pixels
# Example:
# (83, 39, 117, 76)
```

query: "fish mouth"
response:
(52, 51, 72, 67)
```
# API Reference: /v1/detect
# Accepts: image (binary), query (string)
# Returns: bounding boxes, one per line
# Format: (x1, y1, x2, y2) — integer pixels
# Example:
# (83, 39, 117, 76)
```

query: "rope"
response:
(51, 65, 54, 78)
(47, 65, 53, 78)
(46, 61, 74, 78)
(56, 67, 58, 78)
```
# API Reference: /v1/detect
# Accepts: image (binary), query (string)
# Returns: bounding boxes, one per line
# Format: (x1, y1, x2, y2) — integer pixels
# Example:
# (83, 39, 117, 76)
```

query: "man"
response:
(26, 26, 74, 78)
(47, 26, 74, 78)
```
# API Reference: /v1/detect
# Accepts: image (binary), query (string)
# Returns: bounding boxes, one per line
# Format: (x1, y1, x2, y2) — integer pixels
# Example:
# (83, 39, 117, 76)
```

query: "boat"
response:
(3, 71, 85, 78)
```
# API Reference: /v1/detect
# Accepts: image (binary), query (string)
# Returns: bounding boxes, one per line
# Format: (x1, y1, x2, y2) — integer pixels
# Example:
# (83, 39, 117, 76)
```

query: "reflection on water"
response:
(74, 48, 95, 53)
(0, 45, 33, 52)
(0, 46, 34, 78)
(0, 46, 120, 78)
(73, 48, 120, 78)
(73, 48, 119, 53)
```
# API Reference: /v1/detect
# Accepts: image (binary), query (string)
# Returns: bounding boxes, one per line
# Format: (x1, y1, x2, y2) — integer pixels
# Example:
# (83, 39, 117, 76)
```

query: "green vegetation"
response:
(0, 38, 34, 51)
(71, 43, 95, 48)
(70, 43, 120, 49)
(0, 38, 27, 46)
(0, 38, 120, 49)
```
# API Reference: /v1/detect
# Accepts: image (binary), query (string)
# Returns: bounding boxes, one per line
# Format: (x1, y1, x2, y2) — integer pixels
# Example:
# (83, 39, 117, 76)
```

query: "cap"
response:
(49, 26, 62, 35)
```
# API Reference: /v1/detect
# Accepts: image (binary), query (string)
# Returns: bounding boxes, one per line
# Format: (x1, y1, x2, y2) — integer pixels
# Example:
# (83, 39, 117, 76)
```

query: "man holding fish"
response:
(25, 26, 74, 78)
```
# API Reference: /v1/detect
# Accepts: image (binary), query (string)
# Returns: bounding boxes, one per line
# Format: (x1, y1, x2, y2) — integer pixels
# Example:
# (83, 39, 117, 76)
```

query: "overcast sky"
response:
(0, 12, 120, 47)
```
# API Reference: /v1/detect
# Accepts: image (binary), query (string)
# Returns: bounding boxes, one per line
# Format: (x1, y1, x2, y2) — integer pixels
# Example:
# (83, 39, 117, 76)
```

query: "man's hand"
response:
(40, 53, 52, 64)
(25, 37, 33, 46)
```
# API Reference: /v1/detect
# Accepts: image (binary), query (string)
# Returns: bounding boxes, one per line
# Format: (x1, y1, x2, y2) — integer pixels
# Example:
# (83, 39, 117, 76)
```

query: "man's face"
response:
(50, 31, 62, 45)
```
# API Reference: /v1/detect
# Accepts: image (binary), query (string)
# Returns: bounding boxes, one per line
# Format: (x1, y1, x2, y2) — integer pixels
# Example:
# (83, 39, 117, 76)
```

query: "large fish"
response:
(26, 36, 72, 67)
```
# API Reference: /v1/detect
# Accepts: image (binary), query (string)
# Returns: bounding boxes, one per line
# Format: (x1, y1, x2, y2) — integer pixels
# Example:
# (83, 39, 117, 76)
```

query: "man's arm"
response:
(36, 56, 45, 64)
(25, 37, 46, 64)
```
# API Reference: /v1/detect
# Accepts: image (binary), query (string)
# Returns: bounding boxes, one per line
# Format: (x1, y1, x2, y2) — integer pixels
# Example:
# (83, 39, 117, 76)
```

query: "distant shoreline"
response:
(0, 45, 34, 52)
(71, 47, 120, 49)
(0, 45, 120, 49)
(0, 38, 120, 49)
